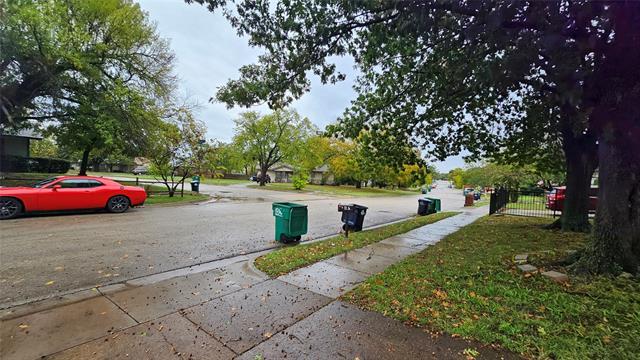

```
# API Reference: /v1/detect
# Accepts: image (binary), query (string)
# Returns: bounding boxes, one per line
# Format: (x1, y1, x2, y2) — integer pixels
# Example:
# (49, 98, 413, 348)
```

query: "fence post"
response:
(136, 177, 139, 186)
(489, 190, 496, 214)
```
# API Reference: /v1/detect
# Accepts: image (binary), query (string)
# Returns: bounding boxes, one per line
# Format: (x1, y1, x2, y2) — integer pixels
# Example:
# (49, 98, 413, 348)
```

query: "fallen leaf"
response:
(263, 332, 273, 338)
(45, 281, 55, 286)
(18, 324, 29, 329)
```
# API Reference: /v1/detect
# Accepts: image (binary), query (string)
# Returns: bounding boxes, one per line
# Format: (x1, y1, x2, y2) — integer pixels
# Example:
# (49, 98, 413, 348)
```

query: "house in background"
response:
(309, 165, 334, 185)
(0, 129, 42, 157)
(267, 164, 334, 185)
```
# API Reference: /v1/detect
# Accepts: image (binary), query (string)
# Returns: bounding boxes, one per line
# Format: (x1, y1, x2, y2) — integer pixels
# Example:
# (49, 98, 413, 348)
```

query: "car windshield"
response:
(32, 177, 58, 188)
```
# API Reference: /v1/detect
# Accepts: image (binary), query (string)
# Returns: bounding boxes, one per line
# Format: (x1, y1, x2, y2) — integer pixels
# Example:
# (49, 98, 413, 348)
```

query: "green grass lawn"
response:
(249, 183, 417, 197)
(343, 216, 640, 359)
(473, 198, 490, 207)
(254, 211, 459, 277)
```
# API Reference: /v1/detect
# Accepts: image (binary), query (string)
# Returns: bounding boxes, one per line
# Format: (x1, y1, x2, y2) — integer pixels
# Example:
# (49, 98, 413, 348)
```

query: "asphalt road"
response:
(0, 181, 467, 306)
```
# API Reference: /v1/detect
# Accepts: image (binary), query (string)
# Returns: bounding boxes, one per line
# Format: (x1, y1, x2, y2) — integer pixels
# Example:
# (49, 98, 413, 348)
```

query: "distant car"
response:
(546, 186, 598, 212)
(132, 165, 149, 175)
(252, 174, 271, 183)
(0, 176, 147, 220)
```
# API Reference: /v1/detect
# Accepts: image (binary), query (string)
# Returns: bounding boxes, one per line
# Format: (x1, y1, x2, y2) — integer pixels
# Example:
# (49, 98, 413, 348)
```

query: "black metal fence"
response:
(489, 188, 560, 218)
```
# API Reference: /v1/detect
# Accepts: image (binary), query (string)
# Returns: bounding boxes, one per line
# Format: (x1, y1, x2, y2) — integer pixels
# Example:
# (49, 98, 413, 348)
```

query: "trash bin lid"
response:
(272, 202, 307, 209)
(338, 203, 368, 211)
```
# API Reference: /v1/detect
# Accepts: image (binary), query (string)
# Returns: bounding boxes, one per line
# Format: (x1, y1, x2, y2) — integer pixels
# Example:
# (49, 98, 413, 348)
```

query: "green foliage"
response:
(344, 216, 640, 359)
(2, 0, 175, 172)
(232, 109, 314, 184)
(189, 0, 599, 164)
(448, 168, 465, 189)
(249, 183, 416, 197)
(291, 172, 308, 190)
(29, 137, 59, 158)
(148, 108, 209, 197)
(1, 0, 174, 124)
(255, 212, 459, 277)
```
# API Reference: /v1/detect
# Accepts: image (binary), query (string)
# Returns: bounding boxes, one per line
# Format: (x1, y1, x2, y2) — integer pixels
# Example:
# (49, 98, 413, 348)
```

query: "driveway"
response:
(0, 182, 466, 307)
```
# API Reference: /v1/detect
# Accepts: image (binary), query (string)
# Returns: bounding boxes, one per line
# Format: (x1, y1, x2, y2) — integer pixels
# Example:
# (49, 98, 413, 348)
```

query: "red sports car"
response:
(0, 176, 147, 220)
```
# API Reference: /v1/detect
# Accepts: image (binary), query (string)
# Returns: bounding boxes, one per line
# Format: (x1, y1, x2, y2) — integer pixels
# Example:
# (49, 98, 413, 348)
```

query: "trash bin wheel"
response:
(342, 224, 348, 232)
(280, 234, 301, 244)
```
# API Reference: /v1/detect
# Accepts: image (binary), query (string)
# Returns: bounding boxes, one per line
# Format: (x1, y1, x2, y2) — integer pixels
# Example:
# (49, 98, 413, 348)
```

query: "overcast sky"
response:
(137, 0, 465, 172)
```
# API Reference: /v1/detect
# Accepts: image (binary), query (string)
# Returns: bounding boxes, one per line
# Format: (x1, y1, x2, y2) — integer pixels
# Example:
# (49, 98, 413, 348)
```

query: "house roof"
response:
(269, 163, 331, 173)
(0, 128, 43, 140)
(313, 164, 330, 173)
(270, 164, 295, 172)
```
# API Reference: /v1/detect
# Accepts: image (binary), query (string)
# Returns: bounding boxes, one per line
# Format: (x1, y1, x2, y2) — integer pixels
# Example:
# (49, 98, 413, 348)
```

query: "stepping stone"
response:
(517, 264, 538, 273)
(514, 254, 528, 262)
(542, 271, 569, 283)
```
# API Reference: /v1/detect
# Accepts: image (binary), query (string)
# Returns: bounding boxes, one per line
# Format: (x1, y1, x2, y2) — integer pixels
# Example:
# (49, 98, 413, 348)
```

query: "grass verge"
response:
(343, 215, 640, 359)
(254, 211, 459, 277)
(249, 183, 417, 197)
(144, 193, 209, 205)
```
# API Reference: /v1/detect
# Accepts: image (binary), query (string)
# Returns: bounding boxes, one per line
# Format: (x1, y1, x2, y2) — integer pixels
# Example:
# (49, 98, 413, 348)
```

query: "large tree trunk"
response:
(560, 129, 598, 232)
(578, 139, 640, 274)
(259, 166, 268, 186)
(78, 148, 91, 176)
(575, 2, 640, 275)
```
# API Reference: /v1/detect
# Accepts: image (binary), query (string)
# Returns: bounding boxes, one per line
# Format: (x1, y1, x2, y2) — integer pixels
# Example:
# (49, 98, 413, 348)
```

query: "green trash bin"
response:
(191, 175, 200, 192)
(425, 197, 441, 212)
(272, 202, 308, 243)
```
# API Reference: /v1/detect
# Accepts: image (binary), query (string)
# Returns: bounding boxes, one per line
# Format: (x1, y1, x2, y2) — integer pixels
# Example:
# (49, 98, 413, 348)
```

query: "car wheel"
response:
(0, 197, 22, 220)
(107, 195, 130, 213)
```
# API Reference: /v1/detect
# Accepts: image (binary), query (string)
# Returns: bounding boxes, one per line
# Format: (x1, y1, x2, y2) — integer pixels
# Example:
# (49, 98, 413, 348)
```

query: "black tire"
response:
(107, 195, 130, 213)
(0, 197, 22, 220)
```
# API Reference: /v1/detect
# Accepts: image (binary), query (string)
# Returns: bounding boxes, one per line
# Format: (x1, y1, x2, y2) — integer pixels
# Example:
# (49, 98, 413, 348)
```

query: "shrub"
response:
(0, 155, 70, 173)
(292, 172, 308, 190)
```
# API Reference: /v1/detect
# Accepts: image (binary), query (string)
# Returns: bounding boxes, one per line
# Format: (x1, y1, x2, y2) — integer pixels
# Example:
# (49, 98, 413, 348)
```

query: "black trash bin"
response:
(418, 198, 434, 216)
(338, 203, 368, 232)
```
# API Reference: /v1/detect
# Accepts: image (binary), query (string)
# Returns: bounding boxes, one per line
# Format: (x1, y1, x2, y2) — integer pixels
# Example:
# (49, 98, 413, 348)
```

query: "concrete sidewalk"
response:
(1, 207, 512, 360)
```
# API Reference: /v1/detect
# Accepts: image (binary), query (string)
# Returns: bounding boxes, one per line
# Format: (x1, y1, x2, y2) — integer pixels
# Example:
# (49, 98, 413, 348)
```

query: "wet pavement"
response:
(0, 181, 466, 306)
(238, 301, 513, 360)
(0, 208, 511, 360)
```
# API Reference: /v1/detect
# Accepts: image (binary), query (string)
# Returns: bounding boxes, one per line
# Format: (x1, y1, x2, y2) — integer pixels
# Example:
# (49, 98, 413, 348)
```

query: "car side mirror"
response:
(52, 185, 62, 191)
